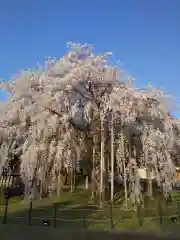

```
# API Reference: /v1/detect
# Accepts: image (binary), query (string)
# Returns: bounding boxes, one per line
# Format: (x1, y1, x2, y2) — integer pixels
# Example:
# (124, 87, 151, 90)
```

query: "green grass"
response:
(1, 189, 180, 234)
(1, 225, 180, 240)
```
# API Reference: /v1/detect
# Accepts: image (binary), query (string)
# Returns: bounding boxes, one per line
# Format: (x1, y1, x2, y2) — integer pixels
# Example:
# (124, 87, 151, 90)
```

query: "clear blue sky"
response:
(0, 0, 180, 115)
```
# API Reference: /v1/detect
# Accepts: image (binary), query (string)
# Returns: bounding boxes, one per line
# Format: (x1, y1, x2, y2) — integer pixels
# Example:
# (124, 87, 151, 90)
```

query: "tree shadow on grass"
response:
(0, 199, 111, 230)
(2, 191, 180, 234)
(1, 201, 180, 239)
(149, 216, 180, 234)
(1, 225, 180, 240)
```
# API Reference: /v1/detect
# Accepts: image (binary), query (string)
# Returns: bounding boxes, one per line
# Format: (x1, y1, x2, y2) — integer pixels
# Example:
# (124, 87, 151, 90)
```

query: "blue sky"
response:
(0, 0, 180, 115)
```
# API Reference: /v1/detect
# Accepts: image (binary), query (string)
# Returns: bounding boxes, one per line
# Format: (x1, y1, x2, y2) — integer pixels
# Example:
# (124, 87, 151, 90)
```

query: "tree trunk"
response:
(91, 139, 96, 198)
(73, 158, 76, 191)
(64, 172, 68, 186)
(57, 171, 63, 197)
(147, 167, 153, 198)
(100, 115, 105, 208)
(120, 131, 128, 207)
(40, 180, 43, 198)
(85, 175, 89, 189)
(70, 168, 74, 192)
(110, 113, 114, 203)
(123, 158, 128, 207)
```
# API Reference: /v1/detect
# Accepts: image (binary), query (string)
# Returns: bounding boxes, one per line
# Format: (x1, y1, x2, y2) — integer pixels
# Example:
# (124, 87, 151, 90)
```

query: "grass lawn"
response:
(1, 225, 180, 240)
(1, 189, 180, 235)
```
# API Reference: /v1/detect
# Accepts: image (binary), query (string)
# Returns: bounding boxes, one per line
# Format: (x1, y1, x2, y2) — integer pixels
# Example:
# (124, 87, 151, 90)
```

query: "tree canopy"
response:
(0, 42, 180, 203)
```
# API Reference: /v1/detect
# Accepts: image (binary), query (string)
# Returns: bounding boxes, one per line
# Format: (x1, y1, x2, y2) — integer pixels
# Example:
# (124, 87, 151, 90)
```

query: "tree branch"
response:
(45, 107, 91, 133)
